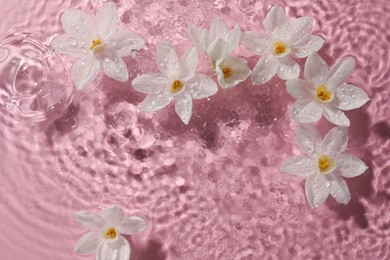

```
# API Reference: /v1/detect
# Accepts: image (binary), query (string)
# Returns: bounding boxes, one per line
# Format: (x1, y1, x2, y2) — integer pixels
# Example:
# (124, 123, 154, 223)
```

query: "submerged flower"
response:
(189, 18, 251, 88)
(132, 42, 218, 124)
(52, 2, 145, 90)
(241, 5, 324, 84)
(74, 205, 147, 260)
(286, 53, 370, 126)
(280, 125, 368, 208)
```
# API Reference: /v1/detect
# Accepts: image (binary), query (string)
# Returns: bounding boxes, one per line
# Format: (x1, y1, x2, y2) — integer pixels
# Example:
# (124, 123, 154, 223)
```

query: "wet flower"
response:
(189, 18, 251, 88)
(241, 5, 324, 84)
(74, 205, 147, 260)
(132, 42, 218, 124)
(280, 125, 368, 208)
(286, 53, 370, 126)
(52, 2, 144, 90)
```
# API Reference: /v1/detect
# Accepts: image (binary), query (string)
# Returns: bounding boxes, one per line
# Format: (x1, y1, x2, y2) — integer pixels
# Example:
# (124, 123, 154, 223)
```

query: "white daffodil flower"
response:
(286, 53, 370, 126)
(188, 17, 251, 88)
(241, 5, 324, 84)
(132, 42, 218, 125)
(74, 205, 147, 260)
(52, 2, 145, 90)
(280, 125, 368, 208)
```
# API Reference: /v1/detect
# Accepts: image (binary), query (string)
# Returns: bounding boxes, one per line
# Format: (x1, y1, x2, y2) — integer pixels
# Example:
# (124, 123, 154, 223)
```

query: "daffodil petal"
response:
(96, 236, 130, 260)
(140, 93, 173, 112)
(277, 57, 300, 80)
(74, 232, 100, 254)
(336, 84, 370, 111)
(322, 126, 348, 156)
(286, 78, 312, 100)
(329, 174, 351, 205)
(209, 17, 229, 43)
(251, 56, 278, 84)
(336, 154, 368, 178)
(96, 2, 118, 39)
(216, 56, 251, 88)
(226, 24, 241, 54)
(263, 5, 288, 34)
(305, 174, 330, 208)
(296, 124, 322, 155)
(101, 53, 128, 82)
(323, 105, 350, 127)
(175, 91, 193, 124)
(61, 9, 94, 38)
(280, 156, 317, 177)
(119, 216, 148, 235)
(51, 34, 88, 58)
(292, 35, 325, 58)
(304, 52, 328, 84)
(101, 205, 124, 226)
(187, 74, 218, 99)
(132, 74, 168, 94)
(75, 211, 106, 230)
(207, 38, 228, 61)
(179, 47, 198, 81)
(278, 17, 313, 46)
(72, 54, 100, 90)
(326, 56, 355, 89)
(188, 25, 208, 53)
(291, 100, 323, 123)
(156, 42, 180, 78)
(106, 30, 145, 57)
(241, 32, 271, 55)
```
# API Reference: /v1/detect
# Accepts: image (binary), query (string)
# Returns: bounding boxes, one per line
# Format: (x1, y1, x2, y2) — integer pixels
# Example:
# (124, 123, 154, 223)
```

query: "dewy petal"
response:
(304, 52, 329, 84)
(251, 56, 278, 84)
(119, 216, 148, 235)
(286, 78, 312, 100)
(101, 205, 124, 226)
(156, 42, 180, 78)
(323, 105, 350, 127)
(291, 100, 323, 123)
(209, 17, 229, 43)
(96, 2, 118, 39)
(292, 35, 325, 58)
(96, 236, 130, 260)
(140, 93, 173, 112)
(336, 154, 368, 178)
(179, 47, 198, 81)
(336, 84, 370, 111)
(263, 5, 288, 34)
(296, 124, 322, 155)
(106, 30, 145, 57)
(241, 32, 271, 55)
(325, 56, 355, 89)
(305, 173, 330, 208)
(101, 52, 129, 82)
(175, 91, 193, 125)
(74, 232, 101, 254)
(207, 38, 228, 61)
(187, 74, 218, 99)
(72, 54, 100, 90)
(75, 211, 106, 230)
(188, 25, 208, 53)
(226, 24, 241, 54)
(278, 17, 313, 46)
(51, 34, 88, 58)
(329, 174, 351, 205)
(280, 156, 317, 177)
(215, 56, 251, 89)
(61, 9, 94, 38)
(132, 74, 168, 94)
(276, 57, 300, 80)
(322, 126, 348, 156)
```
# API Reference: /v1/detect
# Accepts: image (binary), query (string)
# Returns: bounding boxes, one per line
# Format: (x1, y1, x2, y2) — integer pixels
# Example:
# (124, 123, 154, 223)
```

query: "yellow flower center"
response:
(222, 66, 233, 79)
(103, 227, 117, 240)
(90, 38, 104, 52)
(318, 155, 335, 173)
(170, 79, 184, 94)
(316, 84, 333, 102)
(273, 41, 287, 55)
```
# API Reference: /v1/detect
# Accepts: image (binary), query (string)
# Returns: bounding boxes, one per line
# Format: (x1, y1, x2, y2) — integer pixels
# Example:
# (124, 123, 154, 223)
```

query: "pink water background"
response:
(0, 0, 389, 259)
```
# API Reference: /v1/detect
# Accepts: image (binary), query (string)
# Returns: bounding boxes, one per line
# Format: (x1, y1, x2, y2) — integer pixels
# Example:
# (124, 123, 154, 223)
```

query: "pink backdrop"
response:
(0, 0, 388, 259)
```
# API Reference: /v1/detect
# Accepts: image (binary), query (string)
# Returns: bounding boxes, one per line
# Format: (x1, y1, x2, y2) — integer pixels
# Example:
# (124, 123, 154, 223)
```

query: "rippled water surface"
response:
(0, 0, 389, 259)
